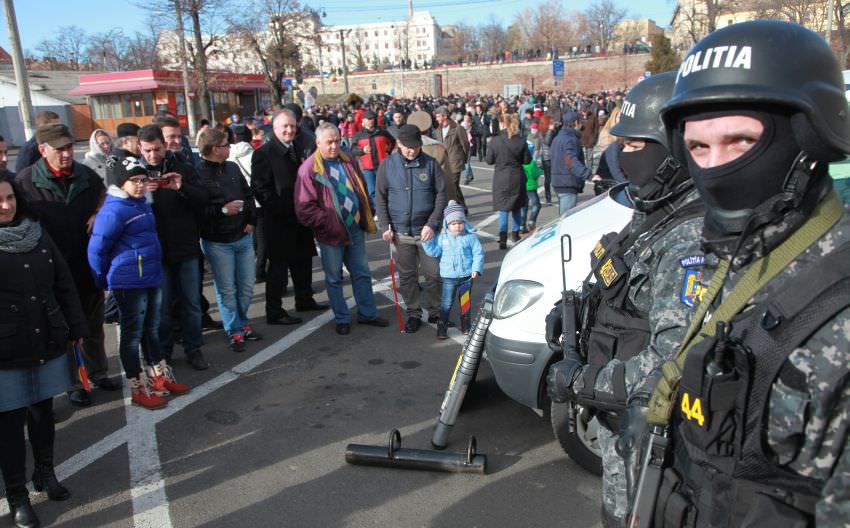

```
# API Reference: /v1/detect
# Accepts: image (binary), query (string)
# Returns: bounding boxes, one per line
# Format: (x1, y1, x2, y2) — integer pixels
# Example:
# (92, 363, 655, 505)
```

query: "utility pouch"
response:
(678, 333, 749, 458)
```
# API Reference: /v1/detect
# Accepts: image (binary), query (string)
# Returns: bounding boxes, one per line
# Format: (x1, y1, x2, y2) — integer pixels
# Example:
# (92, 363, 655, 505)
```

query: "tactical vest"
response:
(576, 197, 704, 421)
(651, 243, 850, 528)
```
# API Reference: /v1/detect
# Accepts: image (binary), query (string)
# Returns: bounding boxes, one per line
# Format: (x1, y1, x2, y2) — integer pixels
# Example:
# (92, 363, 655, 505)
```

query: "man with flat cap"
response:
(16, 124, 120, 406)
(376, 124, 447, 333)
(431, 106, 469, 206)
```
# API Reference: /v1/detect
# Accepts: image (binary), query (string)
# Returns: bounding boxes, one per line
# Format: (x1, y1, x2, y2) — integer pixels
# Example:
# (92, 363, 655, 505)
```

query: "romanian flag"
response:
(458, 279, 472, 318)
(73, 344, 92, 392)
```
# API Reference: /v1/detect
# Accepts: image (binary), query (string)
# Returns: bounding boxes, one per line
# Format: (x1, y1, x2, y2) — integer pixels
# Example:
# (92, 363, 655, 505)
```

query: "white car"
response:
(485, 185, 634, 473)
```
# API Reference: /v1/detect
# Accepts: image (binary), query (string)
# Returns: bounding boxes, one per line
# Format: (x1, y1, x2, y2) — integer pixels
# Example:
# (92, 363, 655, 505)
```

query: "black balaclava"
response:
(680, 110, 799, 218)
(620, 141, 670, 188)
(621, 140, 688, 212)
(675, 106, 831, 260)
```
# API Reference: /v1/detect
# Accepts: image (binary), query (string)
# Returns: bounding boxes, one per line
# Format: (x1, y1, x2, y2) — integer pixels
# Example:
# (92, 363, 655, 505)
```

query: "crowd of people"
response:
(6, 18, 850, 527)
(0, 83, 680, 527)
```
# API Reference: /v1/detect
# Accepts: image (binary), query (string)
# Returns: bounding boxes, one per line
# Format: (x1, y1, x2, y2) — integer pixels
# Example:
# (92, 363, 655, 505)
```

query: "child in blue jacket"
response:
(422, 200, 485, 339)
(88, 157, 190, 410)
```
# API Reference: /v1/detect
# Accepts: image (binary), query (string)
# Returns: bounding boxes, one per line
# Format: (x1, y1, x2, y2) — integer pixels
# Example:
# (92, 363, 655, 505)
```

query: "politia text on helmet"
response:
(621, 99, 636, 118)
(677, 45, 752, 81)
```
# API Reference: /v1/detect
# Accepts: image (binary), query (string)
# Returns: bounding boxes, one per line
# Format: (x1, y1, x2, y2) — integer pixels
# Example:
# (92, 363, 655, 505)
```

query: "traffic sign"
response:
(553, 59, 565, 80)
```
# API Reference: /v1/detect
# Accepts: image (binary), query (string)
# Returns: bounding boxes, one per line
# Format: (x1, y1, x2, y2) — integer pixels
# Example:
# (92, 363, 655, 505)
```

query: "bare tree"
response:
(142, 0, 229, 120)
(479, 16, 507, 63)
(350, 32, 368, 71)
(508, 0, 580, 56)
(831, 0, 850, 67)
(35, 26, 89, 70)
(583, 0, 627, 52)
(228, 0, 310, 107)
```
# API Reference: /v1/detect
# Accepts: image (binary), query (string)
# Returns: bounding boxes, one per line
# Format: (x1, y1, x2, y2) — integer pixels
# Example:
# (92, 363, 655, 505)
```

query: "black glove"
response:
(546, 353, 583, 403)
(616, 399, 649, 458)
(544, 302, 563, 352)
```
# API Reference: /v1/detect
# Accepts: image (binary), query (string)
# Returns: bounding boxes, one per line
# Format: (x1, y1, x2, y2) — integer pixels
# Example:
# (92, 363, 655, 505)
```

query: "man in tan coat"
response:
(431, 106, 469, 206)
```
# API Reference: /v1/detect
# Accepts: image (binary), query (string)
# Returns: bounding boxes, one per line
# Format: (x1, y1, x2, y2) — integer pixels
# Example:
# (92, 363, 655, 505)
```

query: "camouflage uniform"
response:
(572, 191, 705, 524)
(674, 196, 850, 525)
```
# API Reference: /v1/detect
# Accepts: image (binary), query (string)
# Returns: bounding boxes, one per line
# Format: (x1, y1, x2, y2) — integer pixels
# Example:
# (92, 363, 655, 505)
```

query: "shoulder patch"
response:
(593, 241, 605, 259)
(680, 269, 704, 307)
(600, 258, 619, 287)
(679, 255, 705, 268)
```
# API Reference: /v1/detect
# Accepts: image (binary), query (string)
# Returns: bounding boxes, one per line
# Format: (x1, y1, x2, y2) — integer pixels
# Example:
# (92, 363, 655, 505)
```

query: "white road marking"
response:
(0, 290, 374, 519)
(0, 174, 539, 521)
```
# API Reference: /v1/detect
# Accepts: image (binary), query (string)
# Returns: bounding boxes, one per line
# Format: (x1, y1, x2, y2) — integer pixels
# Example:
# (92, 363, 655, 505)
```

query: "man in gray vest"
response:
(376, 124, 447, 333)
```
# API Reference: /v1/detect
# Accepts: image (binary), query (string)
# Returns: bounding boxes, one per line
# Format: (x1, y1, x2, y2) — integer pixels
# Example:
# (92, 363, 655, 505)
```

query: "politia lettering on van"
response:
(677, 45, 752, 80)
(621, 100, 636, 118)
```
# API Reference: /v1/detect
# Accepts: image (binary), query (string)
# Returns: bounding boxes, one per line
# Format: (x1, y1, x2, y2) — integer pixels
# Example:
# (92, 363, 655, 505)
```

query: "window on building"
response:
(374, 30, 378, 36)
(385, 43, 389, 48)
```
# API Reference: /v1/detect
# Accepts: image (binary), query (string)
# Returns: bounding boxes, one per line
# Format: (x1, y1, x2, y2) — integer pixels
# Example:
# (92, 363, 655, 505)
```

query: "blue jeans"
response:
(159, 258, 202, 357)
(318, 223, 378, 324)
(498, 209, 523, 233)
(464, 160, 474, 181)
(362, 169, 377, 200)
(521, 190, 542, 227)
(114, 288, 163, 379)
(201, 234, 256, 335)
(557, 192, 578, 215)
(440, 276, 471, 322)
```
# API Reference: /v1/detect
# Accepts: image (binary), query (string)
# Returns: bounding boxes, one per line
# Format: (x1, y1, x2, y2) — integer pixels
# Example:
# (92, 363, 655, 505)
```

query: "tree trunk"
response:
(190, 2, 211, 122)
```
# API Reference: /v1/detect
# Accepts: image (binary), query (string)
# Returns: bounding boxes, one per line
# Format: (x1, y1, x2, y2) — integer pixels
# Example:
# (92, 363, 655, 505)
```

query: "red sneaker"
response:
(230, 333, 246, 352)
(242, 325, 263, 341)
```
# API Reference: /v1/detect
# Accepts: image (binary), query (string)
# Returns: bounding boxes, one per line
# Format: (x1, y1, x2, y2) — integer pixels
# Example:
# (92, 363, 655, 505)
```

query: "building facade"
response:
(669, 0, 832, 50)
(157, 10, 442, 76)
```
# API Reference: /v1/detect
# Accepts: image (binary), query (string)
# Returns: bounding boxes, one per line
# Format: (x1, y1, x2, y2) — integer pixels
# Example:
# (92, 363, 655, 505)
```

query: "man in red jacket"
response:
(350, 110, 394, 200)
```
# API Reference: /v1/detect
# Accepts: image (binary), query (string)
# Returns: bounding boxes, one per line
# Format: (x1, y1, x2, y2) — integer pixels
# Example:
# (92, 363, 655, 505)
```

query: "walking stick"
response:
(388, 240, 405, 332)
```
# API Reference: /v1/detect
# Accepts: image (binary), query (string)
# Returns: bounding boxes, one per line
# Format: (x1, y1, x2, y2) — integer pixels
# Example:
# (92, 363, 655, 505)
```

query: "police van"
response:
(485, 186, 633, 474)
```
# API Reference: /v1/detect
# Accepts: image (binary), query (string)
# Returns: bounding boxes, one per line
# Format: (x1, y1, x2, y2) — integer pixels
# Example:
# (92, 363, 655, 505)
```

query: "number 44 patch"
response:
(681, 392, 705, 426)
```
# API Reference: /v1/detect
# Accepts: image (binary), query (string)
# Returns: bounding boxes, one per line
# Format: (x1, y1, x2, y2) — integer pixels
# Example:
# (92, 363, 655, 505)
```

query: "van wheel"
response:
(550, 400, 603, 476)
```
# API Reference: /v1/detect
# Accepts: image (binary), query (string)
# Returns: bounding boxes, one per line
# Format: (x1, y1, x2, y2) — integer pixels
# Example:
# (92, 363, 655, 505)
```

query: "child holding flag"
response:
(422, 200, 485, 339)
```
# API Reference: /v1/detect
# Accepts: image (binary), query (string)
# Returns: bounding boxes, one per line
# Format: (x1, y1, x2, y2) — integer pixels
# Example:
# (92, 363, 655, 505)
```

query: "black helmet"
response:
(611, 71, 676, 147)
(661, 20, 850, 156)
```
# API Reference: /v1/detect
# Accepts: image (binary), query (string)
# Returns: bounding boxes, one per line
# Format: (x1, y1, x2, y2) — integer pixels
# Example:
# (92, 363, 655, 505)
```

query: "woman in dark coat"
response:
(486, 113, 531, 249)
(0, 174, 88, 528)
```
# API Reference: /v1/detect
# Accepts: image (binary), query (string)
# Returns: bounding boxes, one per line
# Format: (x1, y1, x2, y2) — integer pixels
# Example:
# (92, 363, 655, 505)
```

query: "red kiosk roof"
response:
(69, 69, 267, 96)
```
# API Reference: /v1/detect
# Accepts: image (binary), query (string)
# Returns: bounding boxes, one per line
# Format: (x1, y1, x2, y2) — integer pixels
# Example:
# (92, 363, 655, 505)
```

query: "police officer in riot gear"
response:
(545, 71, 704, 527)
(629, 20, 850, 527)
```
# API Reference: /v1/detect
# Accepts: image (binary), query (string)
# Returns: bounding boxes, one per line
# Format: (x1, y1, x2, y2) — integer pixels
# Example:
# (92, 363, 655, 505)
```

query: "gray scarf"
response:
(0, 217, 43, 253)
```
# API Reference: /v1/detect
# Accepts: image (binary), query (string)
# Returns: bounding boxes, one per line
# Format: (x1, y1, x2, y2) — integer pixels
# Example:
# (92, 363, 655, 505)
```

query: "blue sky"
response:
(0, 0, 675, 54)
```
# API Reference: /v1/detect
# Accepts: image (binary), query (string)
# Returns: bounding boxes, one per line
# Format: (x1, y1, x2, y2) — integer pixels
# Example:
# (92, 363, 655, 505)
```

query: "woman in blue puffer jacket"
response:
(88, 157, 189, 410)
(422, 200, 484, 339)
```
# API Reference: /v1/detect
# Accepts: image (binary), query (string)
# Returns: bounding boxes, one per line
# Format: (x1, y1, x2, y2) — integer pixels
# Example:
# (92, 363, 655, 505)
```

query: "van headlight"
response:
(493, 280, 544, 319)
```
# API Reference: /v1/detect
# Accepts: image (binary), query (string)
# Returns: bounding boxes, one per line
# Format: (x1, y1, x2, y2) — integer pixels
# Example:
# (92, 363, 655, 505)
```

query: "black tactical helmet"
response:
(661, 20, 850, 156)
(611, 71, 676, 147)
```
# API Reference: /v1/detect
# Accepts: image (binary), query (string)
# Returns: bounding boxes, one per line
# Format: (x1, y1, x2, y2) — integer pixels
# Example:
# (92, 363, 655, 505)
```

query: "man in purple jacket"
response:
(294, 123, 389, 335)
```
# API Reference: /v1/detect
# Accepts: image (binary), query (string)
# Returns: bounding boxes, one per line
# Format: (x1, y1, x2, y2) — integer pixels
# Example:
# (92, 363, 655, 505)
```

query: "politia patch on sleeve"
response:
(679, 255, 705, 268)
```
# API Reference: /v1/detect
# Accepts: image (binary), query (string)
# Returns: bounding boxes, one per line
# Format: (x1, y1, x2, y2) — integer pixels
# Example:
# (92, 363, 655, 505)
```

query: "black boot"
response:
(436, 321, 449, 340)
(511, 231, 520, 243)
(498, 232, 508, 250)
(32, 451, 70, 501)
(460, 313, 472, 335)
(7, 487, 40, 528)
